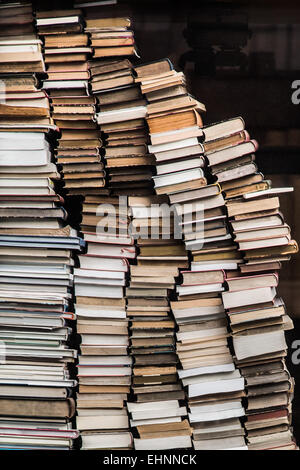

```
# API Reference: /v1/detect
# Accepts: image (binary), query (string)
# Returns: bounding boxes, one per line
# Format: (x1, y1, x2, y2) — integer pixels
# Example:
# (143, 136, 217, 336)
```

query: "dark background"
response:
(31, 0, 300, 444)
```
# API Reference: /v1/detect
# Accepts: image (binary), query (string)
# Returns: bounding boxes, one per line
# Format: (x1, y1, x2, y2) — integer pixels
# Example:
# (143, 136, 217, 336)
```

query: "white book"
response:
(131, 407, 187, 421)
(128, 400, 179, 413)
(81, 432, 131, 450)
(96, 106, 146, 124)
(176, 193, 225, 215)
(78, 255, 129, 272)
(0, 178, 52, 187)
(74, 284, 123, 299)
(222, 286, 277, 309)
(75, 276, 125, 287)
(46, 47, 91, 54)
(185, 234, 232, 250)
(43, 80, 88, 90)
(203, 117, 245, 141)
(5, 98, 49, 109)
(193, 437, 247, 451)
(0, 161, 57, 174)
(130, 205, 172, 219)
(238, 236, 290, 251)
(188, 377, 245, 398)
(154, 144, 204, 162)
(243, 187, 294, 199)
(79, 356, 132, 366)
(0, 44, 40, 53)
(0, 133, 48, 149)
(183, 370, 241, 387)
(191, 261, 238, 271)
(177, 284, 224, 296)
(0, 149, 51, 167)
(150, 126, 203, 146)
(189, 407, 245, 423)
(77, 415, 129, 431)
(77, 366, 131, 376)
(130, 417, 181, 427)
(148, 137, 200, 154)
(0, 37, 42, 46)
(190, 398, 242, 413)
(173, 306, 225, 318)
(86, 243, 136, 259)
(74, 268, 125, 280)
(177, 327, 228, 343)
(178, 363, 235, 379)
(153, 168, 204, 188)
(134, 435, 192, 450)
(208, 140, 257, 166)
(36, 16, 80, 26)
(233, 330, 287, 361)
(80, 334, 128, 347)
(0, 123, 57, 131)
(156, 157, 204, 176)
(75, 306, 126, 319)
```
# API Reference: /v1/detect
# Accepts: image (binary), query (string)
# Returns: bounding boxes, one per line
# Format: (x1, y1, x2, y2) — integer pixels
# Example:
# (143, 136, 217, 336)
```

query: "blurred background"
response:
(35, 0, 300, 442)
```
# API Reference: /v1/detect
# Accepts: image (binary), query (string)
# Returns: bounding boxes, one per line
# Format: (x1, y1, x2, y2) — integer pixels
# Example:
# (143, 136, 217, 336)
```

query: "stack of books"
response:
(126, 195, 192, 450)
(85, 16, 137, 60)
(93, 64, 152, 196)
(0, 1, 35, 42)
(60, 10, 142, 450)
(82, 14, 152, 196)
(74, 200, 135, 450)
(28, 0, 297, 451)
(0, 1, 84, 450)
(134, 59, 246, 450)
(208, 119, 299, 450)
(173, 277, 246, 450)
(36, 9, 105, 196)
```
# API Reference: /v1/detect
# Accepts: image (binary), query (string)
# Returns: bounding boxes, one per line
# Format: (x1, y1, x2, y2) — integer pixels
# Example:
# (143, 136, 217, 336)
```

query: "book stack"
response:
(173, 276, 246, 451)
(208, 119, 298, 450)
(0, 12, 44, 75)
(85, 16, 137, 60)
(0, 2, 84, 449)
(126, 195, 192, 450)
(73, 195, 135, 450)
(0, 1, 35, 42)
(133, 59, 246, 450)
(93, 62, 152, 196)
(82, 13, 152, 196)
(36, 9, 105, 196)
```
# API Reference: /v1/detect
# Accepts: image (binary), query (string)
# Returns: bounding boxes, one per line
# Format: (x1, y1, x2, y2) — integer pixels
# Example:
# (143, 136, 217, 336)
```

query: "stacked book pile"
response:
(207, 119, 299, 450)
(0, 1, 35, 44)
(61, 9, 144, 450)
(172, 120, 252, 450)
(0, 1, 84, 450)
(73, 196, 135, 450)
(79, 13, 151, 196)
(85, 15, 137, 60)
(126, 195, 192, 450)
(133, 59, 246, 450)
(36, 9, 105, 196)
(0, 2, 49, 129)
(93, 59, 152, 196)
